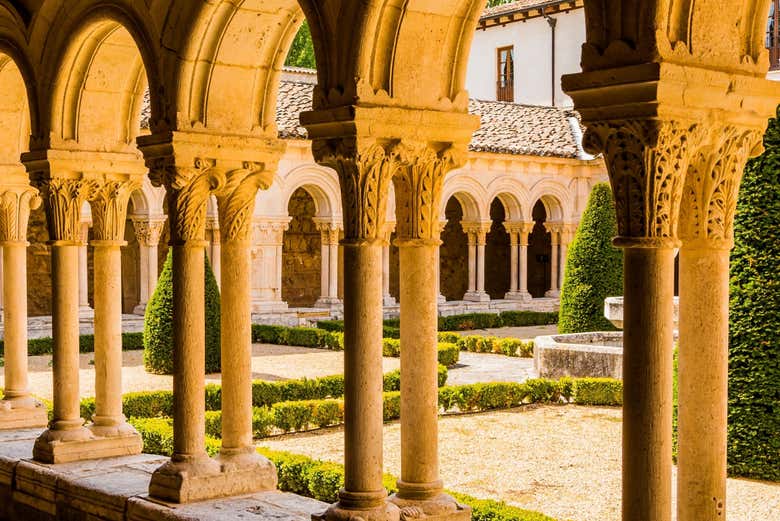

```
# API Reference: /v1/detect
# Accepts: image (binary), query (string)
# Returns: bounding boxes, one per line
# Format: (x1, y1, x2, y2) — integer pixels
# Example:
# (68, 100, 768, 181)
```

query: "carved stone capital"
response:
(0, 184, 41, 244)
(313, 219, 343, 245)
(89, 180, 141, 242)
(393, 143, 466, 243)
(131, 217, 166, 248)
(583, 118, 703, 248)
(215, 164, 274, 243)
(32, 178, 97, 243)
(462, 221, 492, 245)
(679, 126, 764, 250)
(312, 138, 405, 243)
(253, 219, 290, 246)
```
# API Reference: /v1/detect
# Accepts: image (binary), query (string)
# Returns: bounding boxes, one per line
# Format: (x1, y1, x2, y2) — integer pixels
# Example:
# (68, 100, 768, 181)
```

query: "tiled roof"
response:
(142, 78, 583, 159)
(482, 0, 554, 18)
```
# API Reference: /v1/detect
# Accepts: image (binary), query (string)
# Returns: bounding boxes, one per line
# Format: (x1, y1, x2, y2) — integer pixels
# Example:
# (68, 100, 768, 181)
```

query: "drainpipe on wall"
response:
(544, 12, 557, 107)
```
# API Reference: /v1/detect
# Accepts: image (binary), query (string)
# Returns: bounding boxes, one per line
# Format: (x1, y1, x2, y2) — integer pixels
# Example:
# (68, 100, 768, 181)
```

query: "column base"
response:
(505, 291, 533, 302)
(33, 425, 142, 464)
(389, 492, 472, 521)
(313, 498, 400, 521)
(544, 290, 560, 298)
(132, 303, 147, 316)
(382, 295, 398, 307)
(315, 297, 343, 308)
(463, 292, 490, 303)
(78, 306, 95, 319)
(0, 400, 48, 430)
(438, 294, 447, 304)
(251, 300, 289, 313)
(149, 450, 278, 504)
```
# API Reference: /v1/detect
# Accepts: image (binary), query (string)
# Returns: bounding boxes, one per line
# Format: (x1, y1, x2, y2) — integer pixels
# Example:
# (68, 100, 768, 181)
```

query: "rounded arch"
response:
(279, 165, 342, 220)
(34, 2, 164, 148)
(161, 0, 304, 136)
(0, 53, 32, 165)
(529, 181, 573, 222)
(440, 175, 488, 222)
(486, 177, 532, 222)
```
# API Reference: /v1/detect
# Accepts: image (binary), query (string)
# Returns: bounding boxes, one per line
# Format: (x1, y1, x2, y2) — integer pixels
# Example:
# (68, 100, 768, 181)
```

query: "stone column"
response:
(308, 139, 403, 521)
(517, 223, 533, 300)
(390, 144, 470, 521)
(206, 216, 221, 288)
(31, 177, 97, 463)
(315, 220, 342, 307)
(462, 222, 490, 302)
(544, 223, 561, 297)
(503, 223, 520, 299)
(131, 216, 166, 315)
(558, 225, 574, 291)
(0, 183, 48, 429)
(381, 223, 397, 307)
(78, 219, 93, 317)
(677, 128, 763, 521)
(215, 164, 278, 494)
(436, 221, 447, 303)
(251, 219, 290, 313)
(87, 181, 143, 452)
(145, 158, 223, 503)
(581, 119, 701, 521)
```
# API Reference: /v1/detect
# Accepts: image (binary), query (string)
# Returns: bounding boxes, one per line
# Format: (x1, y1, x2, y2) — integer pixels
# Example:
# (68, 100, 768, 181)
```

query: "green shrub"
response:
(498, 310, 558, 327)
(558, 183, 622, 334)
(0, 332, 146, 358)
(252, 324, 287, 344)
(205, 410, 222, 438)
(728, 109, 780, 482)
(312, 400, 343, 428)
(130, 417, 221, 457)
(437, 332, 461, 344)
(316, 320, 344, 333)
(280, 327, 322, 347)
(143, 250, 221, 374)
(272, 401, 315, 433)
(253, 407, 275, 438)
(573, 378, 623, 406)
(456, 335, 532, 358)
(450, 492, 560, 521)
(383, 392, 401, 420)
(437, 343, 460, 366)
(382, 326, 401, 339)
(382, 338, 401, 357)
(439, 313, 503, 331)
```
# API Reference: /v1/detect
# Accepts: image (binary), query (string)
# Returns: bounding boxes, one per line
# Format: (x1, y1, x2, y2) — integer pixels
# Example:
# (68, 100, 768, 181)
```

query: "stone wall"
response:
(26, 207, 52, 316)
(485, 199, 510, 299)
(282, 188, 321, 307)
(440, 198, 469, 301)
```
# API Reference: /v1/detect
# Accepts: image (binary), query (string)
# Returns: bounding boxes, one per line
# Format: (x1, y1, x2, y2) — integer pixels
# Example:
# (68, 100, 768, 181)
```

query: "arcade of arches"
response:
(0, 2, 775, 521)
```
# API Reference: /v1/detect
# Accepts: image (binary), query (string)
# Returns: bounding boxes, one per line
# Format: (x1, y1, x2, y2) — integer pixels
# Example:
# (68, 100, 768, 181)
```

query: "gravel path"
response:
(258, 405, 780, 521)
(455, 324, 558, 340)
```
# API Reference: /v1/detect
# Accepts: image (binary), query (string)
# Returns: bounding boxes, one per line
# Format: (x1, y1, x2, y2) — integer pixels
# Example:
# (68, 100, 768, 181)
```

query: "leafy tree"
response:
(558, 182, 623, 333)
(728, 108, 780, 481)
(143, 250, 222, 375)
(285, 21, 316, 69)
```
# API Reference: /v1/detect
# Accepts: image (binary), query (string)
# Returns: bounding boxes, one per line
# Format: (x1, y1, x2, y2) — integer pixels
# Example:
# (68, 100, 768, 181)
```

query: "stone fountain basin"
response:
(534, 332, 623, 380)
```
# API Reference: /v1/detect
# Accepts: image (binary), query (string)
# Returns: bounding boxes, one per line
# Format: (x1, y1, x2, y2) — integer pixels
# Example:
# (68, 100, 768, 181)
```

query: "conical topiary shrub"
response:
(143, 250, 221, 374)
(728, 108, 780, 481)
(558, 182, 623, 333)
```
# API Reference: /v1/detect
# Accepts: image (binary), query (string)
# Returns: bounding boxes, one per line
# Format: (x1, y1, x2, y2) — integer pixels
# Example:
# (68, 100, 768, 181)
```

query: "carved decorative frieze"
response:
(89, 180, 140, 242)
(131, 217, 166, 248)
(583, 119, 701, 246)
(679, 126, 764, 249)
(312, 139, 404, 242)
(393, 143, 465, 243)
(0, 185, 41, 243)
(33, 178, 97, 242)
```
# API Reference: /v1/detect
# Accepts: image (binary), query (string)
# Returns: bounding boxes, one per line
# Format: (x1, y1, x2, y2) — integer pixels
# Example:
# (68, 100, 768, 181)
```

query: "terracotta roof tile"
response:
(482, 0, 561, 19)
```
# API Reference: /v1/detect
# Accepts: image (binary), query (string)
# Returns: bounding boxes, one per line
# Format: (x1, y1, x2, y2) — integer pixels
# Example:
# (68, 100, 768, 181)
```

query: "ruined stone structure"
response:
(0, 1, 775, 521)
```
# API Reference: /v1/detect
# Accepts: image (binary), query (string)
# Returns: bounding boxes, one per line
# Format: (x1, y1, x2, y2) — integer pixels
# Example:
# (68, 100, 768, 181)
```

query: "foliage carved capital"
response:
(679, 126, 765, 249)
(131, 217, 166, 247)
(583, 119, 703, 248)
(33, 178, 97, 242)
(0, 185, 41, 244)
(89, 180, 141, 242)
(215, 162, 274, 243)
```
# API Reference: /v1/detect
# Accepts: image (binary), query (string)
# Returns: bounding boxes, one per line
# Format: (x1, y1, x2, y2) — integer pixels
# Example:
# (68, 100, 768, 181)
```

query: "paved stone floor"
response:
(260, 405, 780, 521)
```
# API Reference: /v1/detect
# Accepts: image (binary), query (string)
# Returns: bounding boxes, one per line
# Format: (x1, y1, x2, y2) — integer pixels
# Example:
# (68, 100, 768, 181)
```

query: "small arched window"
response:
(768, 0, 780, 70)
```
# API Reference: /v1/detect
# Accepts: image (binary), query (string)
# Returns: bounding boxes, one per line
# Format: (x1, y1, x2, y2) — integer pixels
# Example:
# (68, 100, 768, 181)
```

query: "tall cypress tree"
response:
(728, 109, 780, 481)
(558, 182, 623, 333)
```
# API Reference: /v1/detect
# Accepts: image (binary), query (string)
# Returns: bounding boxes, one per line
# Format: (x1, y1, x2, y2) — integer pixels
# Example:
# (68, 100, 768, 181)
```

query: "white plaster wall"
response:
(465, 8, 586, 107)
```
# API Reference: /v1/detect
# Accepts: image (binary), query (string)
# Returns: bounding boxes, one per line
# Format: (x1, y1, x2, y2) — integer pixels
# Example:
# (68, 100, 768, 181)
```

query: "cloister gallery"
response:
(0, 1, 776, 521)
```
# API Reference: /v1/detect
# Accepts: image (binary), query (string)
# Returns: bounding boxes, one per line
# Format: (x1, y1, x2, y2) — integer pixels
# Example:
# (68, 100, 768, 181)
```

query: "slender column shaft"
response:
(476, 238, 486, 294)
(91, 242, 125, 429)
(519, 243, 529, 294)
(397, 241, 441, 496)
(329, 241, 339, 299)
(78, 226, 90, 308)
(622, 246, 674, 521)
(0, 250, 4, 319)
(341, 242, 385, 505)
(149, 243, 159, 295)
(677, 246, 728, 521)
(51, 243, 84, 430)
(211, 230, 221, 288)
(138, 243, 150, 305)
(466, 236, 476, 293)
(172, 243, 207, 457)
(382, 243, 391, 299)
(3, 243, 30, 403)
(509, 237, 519, 293)
(549, 236, 559, 292)
(275, 243, 283, 300)
(559, 240, 568, 289)
(320, 237, 330, 299)
(220, 239, 253, 451)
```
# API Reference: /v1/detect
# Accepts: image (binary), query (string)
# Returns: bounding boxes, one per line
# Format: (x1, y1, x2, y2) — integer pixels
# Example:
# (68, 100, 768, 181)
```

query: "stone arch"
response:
(161, 0, 304, 136)
(282, 186, 322, 308)
(297, 0, 484, 110)
(485, 197, 510, 300)
(33, 2, 164, 146)
(440, 176, 488, 222)
(0, 54, 32, 166)
(529, 181, 572, 223)
(279, 165, 342, 220)
(486, 177, 532, 222)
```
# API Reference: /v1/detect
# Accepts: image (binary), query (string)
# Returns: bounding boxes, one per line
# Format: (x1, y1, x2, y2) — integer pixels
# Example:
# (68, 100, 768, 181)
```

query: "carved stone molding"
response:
(0, 185, 41, 244)
(131, 217, 167, 248)
(33, 178, 97, 243)
(253, 219, 290, 246)
(583, 119, 702, 247)
(393, 143, 466, 243)
(89, 180, 141, 242)
(312, 138, 405, 243)
(215, 164, 274, 243)
(679, 126, 764, 249)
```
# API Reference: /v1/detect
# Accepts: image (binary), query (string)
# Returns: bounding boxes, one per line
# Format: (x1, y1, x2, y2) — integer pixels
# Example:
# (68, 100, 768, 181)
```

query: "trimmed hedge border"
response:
(454, 335, 533, 358)
(0, 332, 144, 358)
(129, 422, 563, 520)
